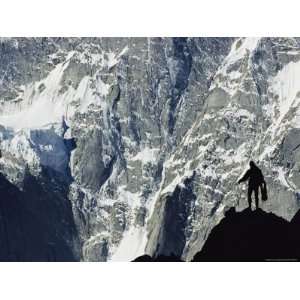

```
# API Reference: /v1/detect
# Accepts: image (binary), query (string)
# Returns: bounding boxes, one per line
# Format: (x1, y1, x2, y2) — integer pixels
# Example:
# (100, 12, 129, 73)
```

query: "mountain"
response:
(0, 38, 299, 261)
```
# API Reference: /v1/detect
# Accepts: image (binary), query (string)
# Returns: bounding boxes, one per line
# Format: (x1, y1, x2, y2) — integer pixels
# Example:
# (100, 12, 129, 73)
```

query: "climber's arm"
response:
(238, 170, 250, 184)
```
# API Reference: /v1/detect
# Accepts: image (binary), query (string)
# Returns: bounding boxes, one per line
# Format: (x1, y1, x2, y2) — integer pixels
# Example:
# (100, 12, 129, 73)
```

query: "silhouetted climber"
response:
(238, 161, 266, 210)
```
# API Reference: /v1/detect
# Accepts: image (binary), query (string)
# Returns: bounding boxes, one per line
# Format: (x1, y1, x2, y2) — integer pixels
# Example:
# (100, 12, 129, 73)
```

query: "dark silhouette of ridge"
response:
(0, 172, 78, 261)
(133, 207, 300, 262)
(192, 207, 300, 261)
(132, 254, 183, 262)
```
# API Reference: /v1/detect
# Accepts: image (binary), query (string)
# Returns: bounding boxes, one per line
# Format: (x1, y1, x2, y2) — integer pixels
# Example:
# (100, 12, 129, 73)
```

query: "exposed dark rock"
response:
(193, 207, 300, 261)
(0, 172, 79, 261)
(132, 254, 182, 262)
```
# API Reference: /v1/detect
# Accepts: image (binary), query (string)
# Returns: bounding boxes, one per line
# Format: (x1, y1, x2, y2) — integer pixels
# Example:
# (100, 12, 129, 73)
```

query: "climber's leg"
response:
(248, 186, 253, 210)
(254, 186, 259, 210)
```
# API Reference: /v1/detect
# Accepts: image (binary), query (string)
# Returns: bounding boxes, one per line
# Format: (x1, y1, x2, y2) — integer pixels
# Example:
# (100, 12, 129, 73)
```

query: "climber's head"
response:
(249, 161, 256, 169)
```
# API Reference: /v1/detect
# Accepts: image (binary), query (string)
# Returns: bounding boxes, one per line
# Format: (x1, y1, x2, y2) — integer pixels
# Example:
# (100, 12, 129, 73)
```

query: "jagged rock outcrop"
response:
(192, 207, 300, 261)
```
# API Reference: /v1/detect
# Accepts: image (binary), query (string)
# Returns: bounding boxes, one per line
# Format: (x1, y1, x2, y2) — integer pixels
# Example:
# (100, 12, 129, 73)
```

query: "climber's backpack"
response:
(261, 182, 268, 201)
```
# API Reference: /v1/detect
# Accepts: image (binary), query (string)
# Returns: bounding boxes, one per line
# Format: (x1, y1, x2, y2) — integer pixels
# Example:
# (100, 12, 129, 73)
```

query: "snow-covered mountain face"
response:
(0, 37, 299, 261)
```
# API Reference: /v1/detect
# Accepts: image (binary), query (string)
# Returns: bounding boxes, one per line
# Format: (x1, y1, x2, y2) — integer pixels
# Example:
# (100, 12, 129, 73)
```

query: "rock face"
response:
(0, 37, 300, 261)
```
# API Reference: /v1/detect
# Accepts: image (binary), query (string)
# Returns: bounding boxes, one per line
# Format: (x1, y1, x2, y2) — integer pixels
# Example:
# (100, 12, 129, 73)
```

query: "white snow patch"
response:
(131, 147, 159, 164)
(233, 143, 249, 163)
(224, 37, 261, 67)
(161, 169, 194, 195)
(161, 174, 182, 195)
(268, 60, 300, 138)
(110, 226, 148, 262)
(0, 60, 72, 130)
(201, 166, 217, 179)
(259, 144, 276, 160)
(271, 60, 300, 122)
(292, 107, 300, 128)
(277, 167, 290, 189)
(106, 46, 129, 69)
(0, 56, 110, 132)
(116, 185, 141, 208)
(1, 131, 39, 166)
(210, 38, 261, 96)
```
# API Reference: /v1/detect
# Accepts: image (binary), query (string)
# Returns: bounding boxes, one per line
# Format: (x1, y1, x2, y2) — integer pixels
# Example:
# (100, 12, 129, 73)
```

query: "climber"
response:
(238, 161, 266, 210)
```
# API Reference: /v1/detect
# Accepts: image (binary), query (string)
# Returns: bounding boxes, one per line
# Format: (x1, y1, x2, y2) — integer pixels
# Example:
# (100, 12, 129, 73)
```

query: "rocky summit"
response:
(0, 37, 299, 261)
